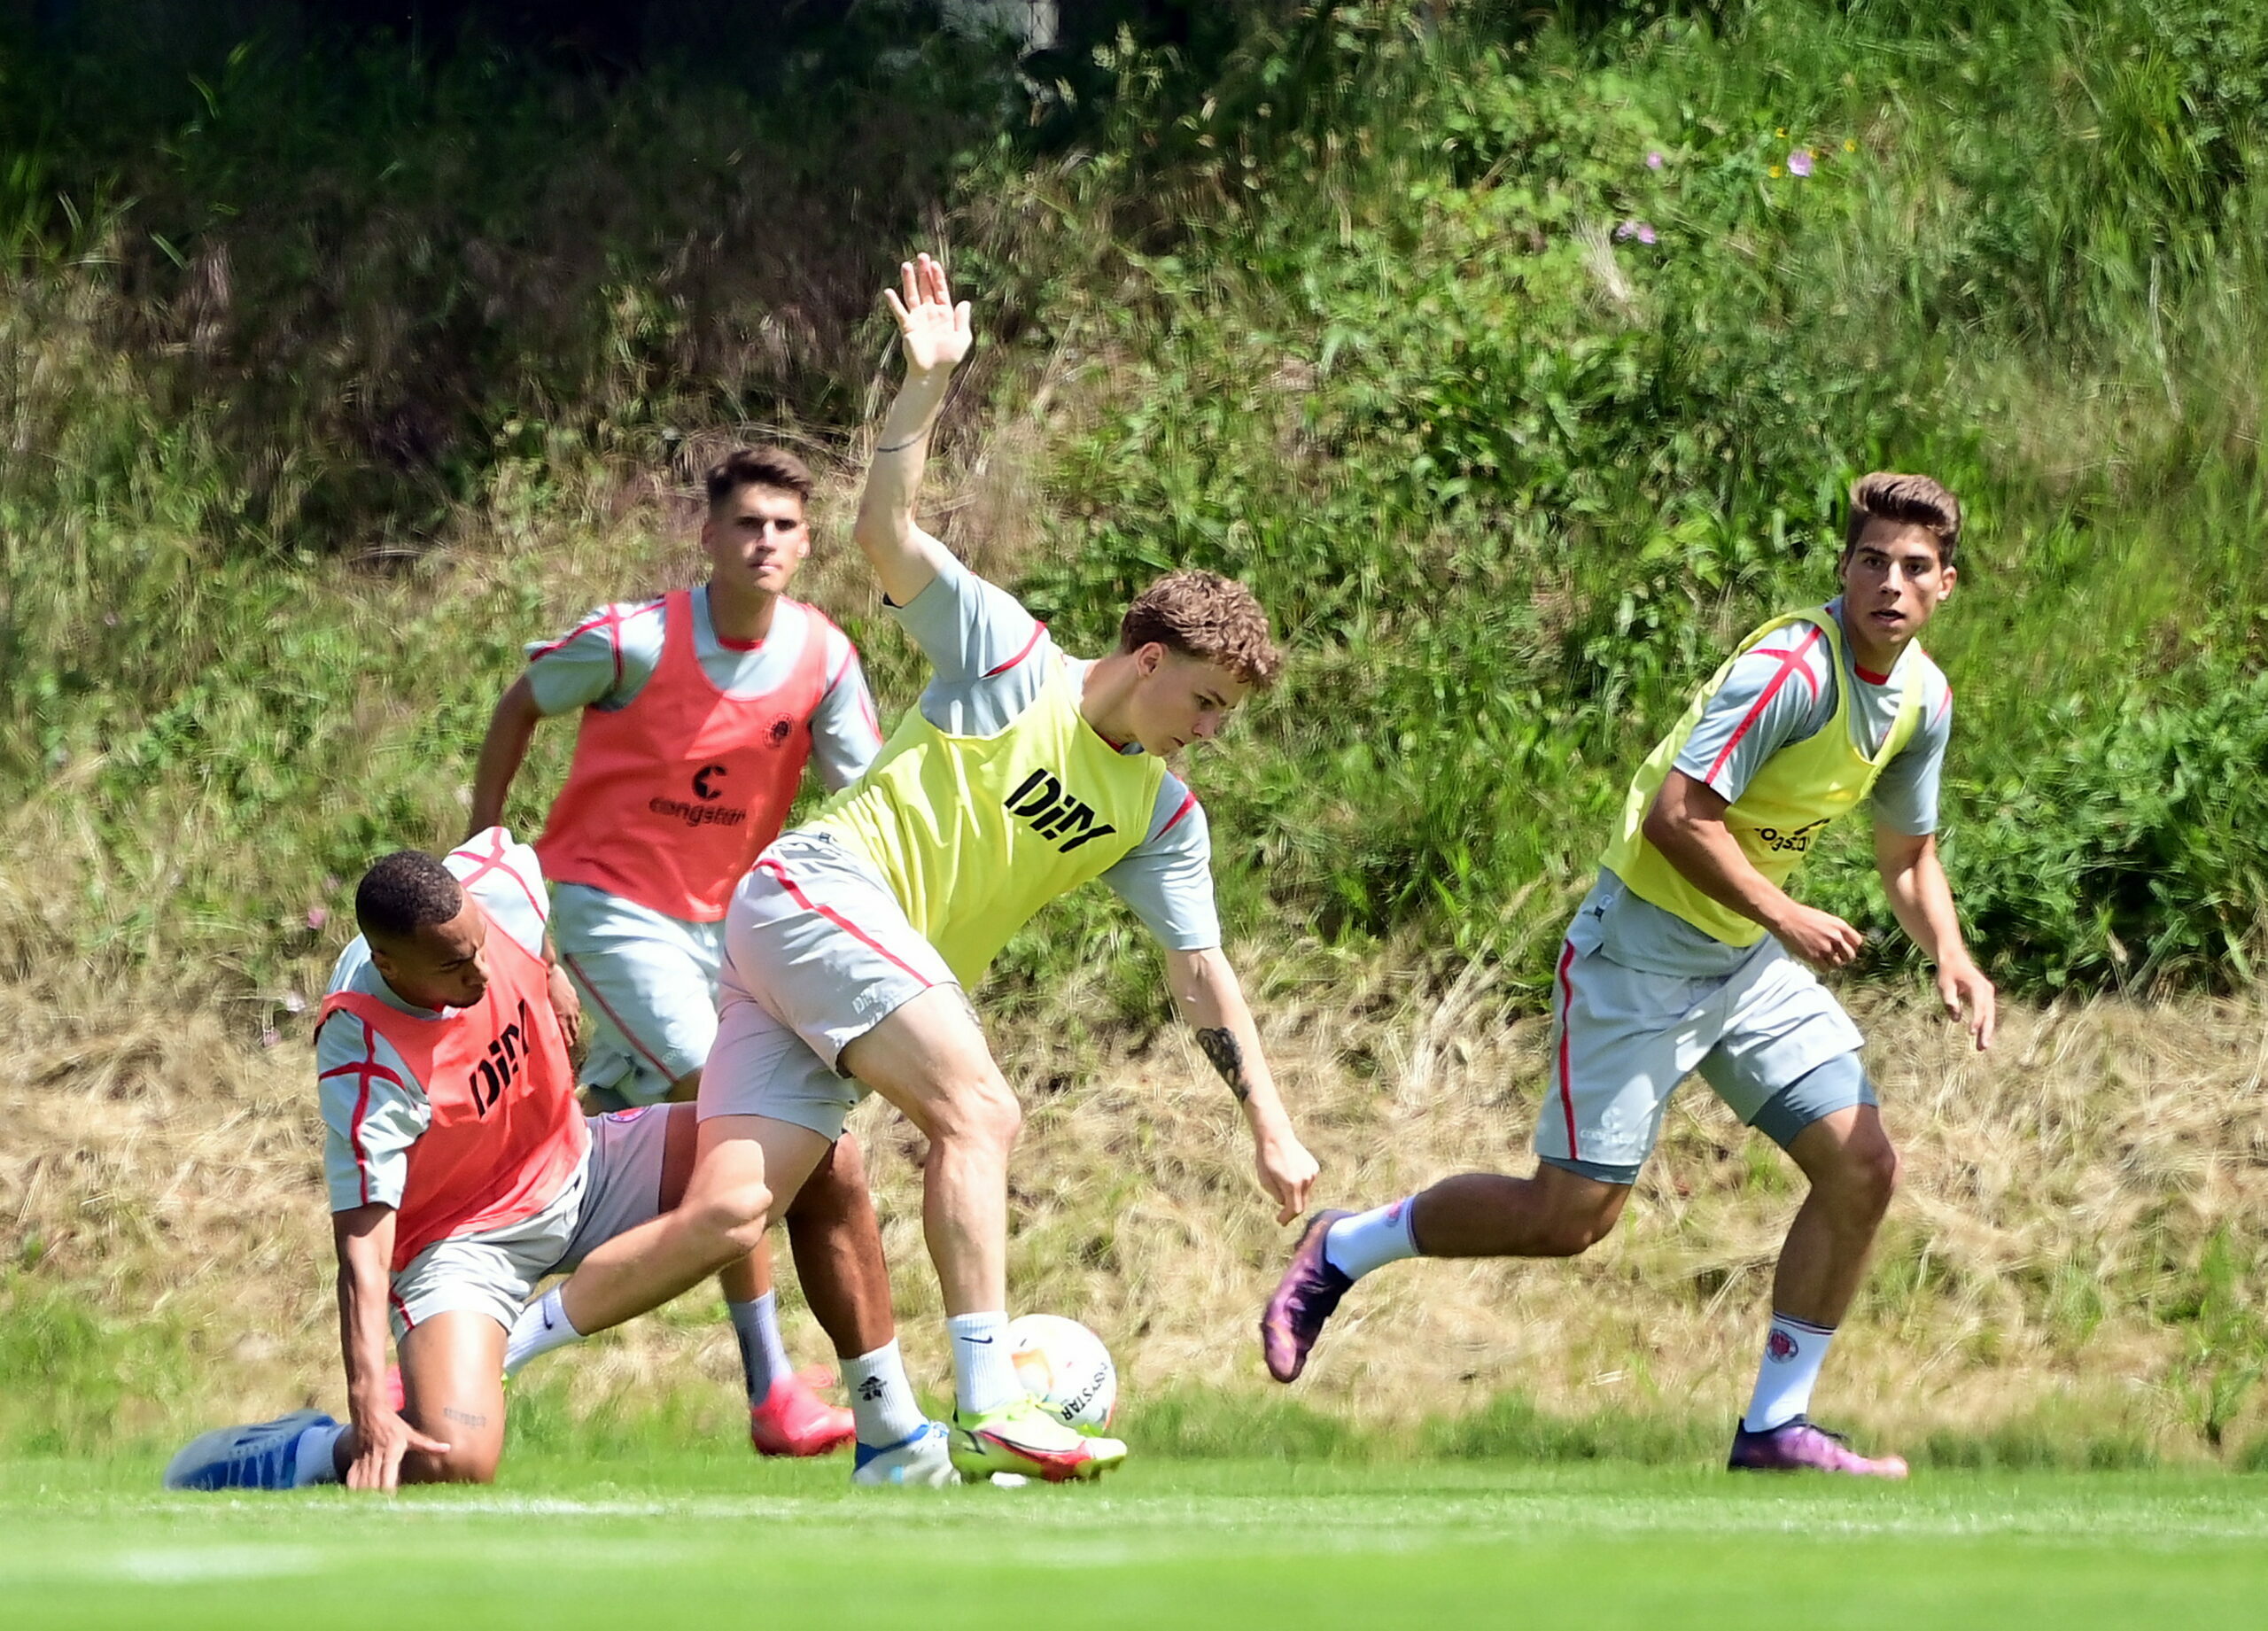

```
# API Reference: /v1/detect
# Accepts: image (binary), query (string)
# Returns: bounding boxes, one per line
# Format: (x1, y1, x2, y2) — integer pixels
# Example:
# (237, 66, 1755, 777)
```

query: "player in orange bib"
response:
(1263, 475, 1997, 1477)
(164, 832, 897, 1492)
(467, 447, 888, 1456)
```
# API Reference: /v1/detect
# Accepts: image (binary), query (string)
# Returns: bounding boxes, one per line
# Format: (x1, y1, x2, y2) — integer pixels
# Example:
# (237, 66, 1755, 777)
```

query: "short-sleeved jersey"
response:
(876, 548, 1218, 952)
(315, 829, 550, 1213)
(1583, 600, 1953, 979)
(525, 588, 882, 795)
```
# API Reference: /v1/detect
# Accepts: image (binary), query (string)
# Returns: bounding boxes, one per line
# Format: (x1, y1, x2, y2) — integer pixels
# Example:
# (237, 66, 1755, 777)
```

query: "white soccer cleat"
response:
(850, 1420, 961, 1487)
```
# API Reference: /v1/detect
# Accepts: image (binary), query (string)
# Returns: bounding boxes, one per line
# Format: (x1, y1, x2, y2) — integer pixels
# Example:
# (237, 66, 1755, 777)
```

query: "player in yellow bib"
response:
(518, 254, 1320, 1486)
(1263, 474, 1996, 1477)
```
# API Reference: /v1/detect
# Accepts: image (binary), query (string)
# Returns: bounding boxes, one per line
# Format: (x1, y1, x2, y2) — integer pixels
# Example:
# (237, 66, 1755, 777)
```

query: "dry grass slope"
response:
(9, 941, 2268, 1460)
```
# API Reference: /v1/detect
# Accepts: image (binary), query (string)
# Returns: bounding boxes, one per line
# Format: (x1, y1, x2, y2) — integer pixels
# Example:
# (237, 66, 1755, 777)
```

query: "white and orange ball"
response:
(1006, 1314, 1117, 1433)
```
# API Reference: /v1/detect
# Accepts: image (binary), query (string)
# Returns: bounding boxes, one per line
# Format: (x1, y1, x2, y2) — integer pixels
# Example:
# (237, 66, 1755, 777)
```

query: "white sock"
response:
(1324, 1198, 1421, 1281)
(842, 1340, 928, 1448)
(946, 1311, 1020, 1417)
(729, 1293, 793, 1405)
(1743, 1312, 1836, 1432)
(503, 1287, 583, 1378)
(292, 1420, 346, 1487)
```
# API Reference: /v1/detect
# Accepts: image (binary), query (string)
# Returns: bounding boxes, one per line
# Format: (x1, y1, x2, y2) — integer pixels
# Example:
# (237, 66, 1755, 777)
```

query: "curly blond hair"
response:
(1118, 571, 1284, 689)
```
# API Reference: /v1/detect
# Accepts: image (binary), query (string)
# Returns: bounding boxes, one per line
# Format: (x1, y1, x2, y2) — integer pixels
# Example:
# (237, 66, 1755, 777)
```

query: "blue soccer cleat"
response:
(163, 1410, 338, 1491)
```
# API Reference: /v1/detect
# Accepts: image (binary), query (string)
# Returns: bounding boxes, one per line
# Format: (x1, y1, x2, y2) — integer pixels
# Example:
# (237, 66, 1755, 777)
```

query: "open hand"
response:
(346, 1405, 450, 1493)
(882, 252, 972, 376)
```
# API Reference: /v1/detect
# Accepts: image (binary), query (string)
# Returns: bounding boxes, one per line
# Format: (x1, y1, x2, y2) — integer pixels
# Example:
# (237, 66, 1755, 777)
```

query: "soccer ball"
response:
(1006, 1313, 1117, 1433)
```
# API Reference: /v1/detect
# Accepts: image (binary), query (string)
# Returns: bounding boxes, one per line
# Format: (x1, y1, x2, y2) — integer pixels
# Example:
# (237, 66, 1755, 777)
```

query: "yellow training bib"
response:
(1598, 609, 1922, 946)
(807, 656, 1166, 986)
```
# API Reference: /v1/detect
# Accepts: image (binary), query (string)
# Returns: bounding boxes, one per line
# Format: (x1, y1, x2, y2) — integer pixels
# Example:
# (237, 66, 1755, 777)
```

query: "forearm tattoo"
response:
(1197, 1027, 1251, 1103)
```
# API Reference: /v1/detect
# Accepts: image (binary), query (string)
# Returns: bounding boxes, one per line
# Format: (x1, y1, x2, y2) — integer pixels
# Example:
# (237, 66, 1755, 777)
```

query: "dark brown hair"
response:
(706, 446, 814, 511)
(1118, 571, 1285, 689)
(1845, 471, 1962, 568)
(356, 850, 465, 944)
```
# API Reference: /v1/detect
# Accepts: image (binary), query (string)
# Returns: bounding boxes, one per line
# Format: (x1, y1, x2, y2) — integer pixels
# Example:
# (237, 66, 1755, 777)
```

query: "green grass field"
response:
(6, 1450, 2266, 1629)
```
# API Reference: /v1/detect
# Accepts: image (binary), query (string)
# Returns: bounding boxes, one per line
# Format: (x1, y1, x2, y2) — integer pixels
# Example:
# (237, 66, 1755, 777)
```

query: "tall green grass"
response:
(2, 0, 2266, 1016)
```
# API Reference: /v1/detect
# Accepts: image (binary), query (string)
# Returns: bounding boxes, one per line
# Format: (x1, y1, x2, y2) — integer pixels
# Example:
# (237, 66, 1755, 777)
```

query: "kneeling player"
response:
(1262, 475, 1995, 1476)
(164, 832, 900, 1491)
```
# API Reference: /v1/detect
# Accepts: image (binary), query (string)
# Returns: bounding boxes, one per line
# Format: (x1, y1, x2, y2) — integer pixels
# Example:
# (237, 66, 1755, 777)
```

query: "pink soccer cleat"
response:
(749, 1364, 856, 1458)
(1260, 1208, 1355, 1383)
(1728, 1417, 1908, 1478)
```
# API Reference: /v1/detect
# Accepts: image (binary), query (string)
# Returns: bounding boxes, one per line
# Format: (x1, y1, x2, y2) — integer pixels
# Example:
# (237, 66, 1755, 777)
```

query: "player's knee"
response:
(411, 1442, 501, 1486)
(928, 1072, 1021, 1153)
(1821, 1130, 1899, 1221)
(690, 1177, 774, 1259)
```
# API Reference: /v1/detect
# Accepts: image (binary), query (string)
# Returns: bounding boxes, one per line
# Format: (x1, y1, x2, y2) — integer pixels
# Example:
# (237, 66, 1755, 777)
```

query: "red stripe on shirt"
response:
(1704, 625, 1825, 786)
(1554, 941, 1581, 1161)
(757, 858, 936, 990)
(449, 830, 548, 929)
(1156, 789, 1199, 839)
(982, 621, 1047, 679)
(349, 1018, 382, 1207)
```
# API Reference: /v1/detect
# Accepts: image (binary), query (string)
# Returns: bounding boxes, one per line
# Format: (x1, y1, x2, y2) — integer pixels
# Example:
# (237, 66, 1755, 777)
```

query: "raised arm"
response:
(465, 674, 544, 839)
(333, 1203, 450, 1490)
(1643, 771, 1864, 969)
(1164, 945, 1319, 1223)
(852, 252, 971, 608)
(1875, 825, 1995, 1050)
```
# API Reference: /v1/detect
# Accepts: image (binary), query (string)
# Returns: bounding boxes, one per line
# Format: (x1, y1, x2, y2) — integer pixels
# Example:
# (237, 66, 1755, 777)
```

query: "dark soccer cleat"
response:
(1260, 1208, 1355, 1383)
(1728, 1417, 1907, 1478)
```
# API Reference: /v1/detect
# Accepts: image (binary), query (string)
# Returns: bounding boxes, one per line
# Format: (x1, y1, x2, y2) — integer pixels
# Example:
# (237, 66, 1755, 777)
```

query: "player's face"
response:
(370, 905, 493, 1013)
(1839, 519, 1954, 656)
(703, 484, 810, 598)
(1124, 648, 1249, 757)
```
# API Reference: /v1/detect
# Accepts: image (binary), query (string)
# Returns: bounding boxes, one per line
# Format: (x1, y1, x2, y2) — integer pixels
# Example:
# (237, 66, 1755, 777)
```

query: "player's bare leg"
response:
(1262, 1165, 1628, 1382)
(524, 1106, 772, 1344)
(665, 1067, 854, 1456)
(371, 1312, 511, 1485)
(701, 1110, 951, 1482)
(840, 986, 1122, 1481)
(1729, 1101, 1907, 1476)
(838, 988, 1020, 1318)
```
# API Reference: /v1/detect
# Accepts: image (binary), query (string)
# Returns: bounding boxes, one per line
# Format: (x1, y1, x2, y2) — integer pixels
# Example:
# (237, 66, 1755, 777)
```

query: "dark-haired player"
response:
(1263, 474, 1995, 1476)
(516, 256, 1321, 1486)
(166, 832, 897, 1489)
(467, 447, 887, 1456)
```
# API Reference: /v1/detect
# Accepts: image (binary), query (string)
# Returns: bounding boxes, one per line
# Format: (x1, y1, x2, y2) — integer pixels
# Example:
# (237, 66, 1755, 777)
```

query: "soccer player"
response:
(1262, 474, 1995, 1477)
(164, 832, 897, 1491)
(465, 447, 887, 1456)
(515, 254, 1322, 1484)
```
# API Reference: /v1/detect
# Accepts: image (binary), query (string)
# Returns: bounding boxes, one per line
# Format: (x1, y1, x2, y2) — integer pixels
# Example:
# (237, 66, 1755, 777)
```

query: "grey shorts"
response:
(1533, 928, 1871, 1184)
(553, 882, 726, 1106)
(387, 1106, 672, 1340)
(700, 830, 956, 1142)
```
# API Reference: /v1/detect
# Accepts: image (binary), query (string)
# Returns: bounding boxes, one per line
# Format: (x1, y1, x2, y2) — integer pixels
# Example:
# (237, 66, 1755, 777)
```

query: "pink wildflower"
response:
(1646, 151, 1665, 170)
(260, 1029, 281, 1049)
(307, 905, 329, 931)
(1788, 149, 1814, 177)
